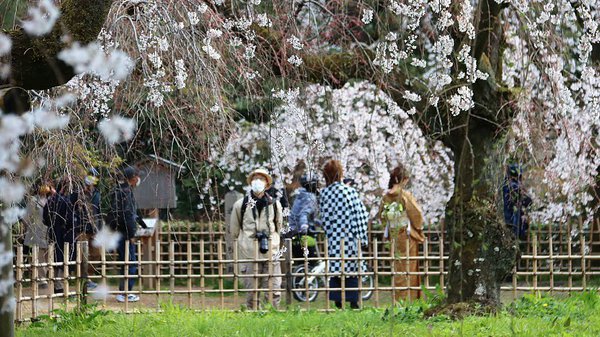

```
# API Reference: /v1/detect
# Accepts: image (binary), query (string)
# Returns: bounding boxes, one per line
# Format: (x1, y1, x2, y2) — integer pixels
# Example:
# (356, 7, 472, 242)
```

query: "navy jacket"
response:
(43, 193, 76, 262)
(502, 178, 532, 239)
(109, 183, 145, 240)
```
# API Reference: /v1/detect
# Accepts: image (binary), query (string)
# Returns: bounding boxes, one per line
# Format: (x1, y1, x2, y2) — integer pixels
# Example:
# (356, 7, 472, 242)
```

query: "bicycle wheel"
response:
(361, 273, 374, 301)
(292, 265, 321, 302)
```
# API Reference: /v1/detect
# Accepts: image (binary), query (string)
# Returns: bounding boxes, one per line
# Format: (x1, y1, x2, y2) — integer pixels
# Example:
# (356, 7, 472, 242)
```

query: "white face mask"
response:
(38, 197, 47, 207)
(251, 179, 266, 194)
(135, 177, 141, 187)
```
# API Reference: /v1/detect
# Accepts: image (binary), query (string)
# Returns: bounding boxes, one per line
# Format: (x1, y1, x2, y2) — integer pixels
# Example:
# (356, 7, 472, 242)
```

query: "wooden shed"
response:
(133, 155, 185, 210)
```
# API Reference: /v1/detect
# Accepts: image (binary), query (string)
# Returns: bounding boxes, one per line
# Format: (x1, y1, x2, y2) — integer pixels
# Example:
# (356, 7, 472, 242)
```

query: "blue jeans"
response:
(117, 238, 137, 292)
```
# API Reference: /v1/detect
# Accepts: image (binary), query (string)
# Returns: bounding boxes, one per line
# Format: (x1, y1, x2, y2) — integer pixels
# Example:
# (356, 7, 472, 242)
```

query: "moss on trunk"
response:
(3, 0, 113, 90)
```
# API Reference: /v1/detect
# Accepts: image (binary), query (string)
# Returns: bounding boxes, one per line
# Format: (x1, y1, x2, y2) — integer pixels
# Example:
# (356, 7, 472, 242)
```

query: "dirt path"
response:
(15, 284, 560, 322)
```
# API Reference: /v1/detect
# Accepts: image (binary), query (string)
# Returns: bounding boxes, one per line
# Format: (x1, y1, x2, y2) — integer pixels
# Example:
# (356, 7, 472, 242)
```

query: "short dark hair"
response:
(322, 160, 343, 186)
(121, 166, 139, 180)
(388, 164, 409, 189)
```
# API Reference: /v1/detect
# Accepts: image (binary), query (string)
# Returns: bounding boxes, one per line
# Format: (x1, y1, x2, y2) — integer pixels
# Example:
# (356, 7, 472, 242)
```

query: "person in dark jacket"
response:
(75, 169, 102, 289)
(503, 164, 532, 240)
(43, 179, 76, 294)
(109, 166, 146, 303)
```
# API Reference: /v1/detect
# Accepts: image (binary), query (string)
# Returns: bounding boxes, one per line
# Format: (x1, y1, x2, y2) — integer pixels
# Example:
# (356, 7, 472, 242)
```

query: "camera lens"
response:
(259, 235, 269, 254)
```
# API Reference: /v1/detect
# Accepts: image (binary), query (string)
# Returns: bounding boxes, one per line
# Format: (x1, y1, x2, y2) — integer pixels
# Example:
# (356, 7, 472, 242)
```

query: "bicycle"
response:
(292, 259, 374, 302)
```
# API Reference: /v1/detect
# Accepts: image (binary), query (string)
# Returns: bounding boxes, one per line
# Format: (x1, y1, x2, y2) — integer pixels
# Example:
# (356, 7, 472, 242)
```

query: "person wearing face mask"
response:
(230, 169, 283, 310)
(107, 165, 147, 303)
(23, 184, 53, 289)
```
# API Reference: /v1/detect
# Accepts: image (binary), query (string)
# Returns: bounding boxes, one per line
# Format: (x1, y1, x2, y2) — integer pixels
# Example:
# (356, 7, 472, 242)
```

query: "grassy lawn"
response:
(17, 291, 600, 336)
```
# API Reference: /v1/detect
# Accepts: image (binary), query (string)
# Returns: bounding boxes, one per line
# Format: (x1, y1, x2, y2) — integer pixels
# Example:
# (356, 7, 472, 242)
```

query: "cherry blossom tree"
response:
(1, 3, 599, 332)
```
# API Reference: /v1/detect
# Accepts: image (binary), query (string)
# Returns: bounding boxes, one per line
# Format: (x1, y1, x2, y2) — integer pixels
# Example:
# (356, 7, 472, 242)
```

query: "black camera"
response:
(255, 231, 270, 254)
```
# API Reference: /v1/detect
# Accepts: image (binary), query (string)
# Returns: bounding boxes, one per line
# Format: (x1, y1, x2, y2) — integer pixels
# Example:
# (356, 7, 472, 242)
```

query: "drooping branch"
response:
(3, 0, 113, 90)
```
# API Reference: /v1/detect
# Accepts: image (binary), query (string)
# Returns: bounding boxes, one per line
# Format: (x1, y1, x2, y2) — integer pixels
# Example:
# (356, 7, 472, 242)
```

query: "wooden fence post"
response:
(580, 219, 586, 290)
(15, 245, 23, 323)
(169, 241, 175, 297)
(47, 244, 55, 312)
(32, 245, 39, 320)
(390, 238, 396, 304)
(187, 241, 193, 308)
(358, 240, 363, 309)
(405, 233, 411, 301)
(82, 241, 89, 305)
(340, 238, 345, 309)
(373, 238, 379, 307)
(252, 240, 258, 310)
(100, 246, 107, 306)
(567, 223, 573, 290)
(155, 239, 161, 306)
(124, 240, 130, 311)
(200, 240, 205, 309)
(549, 229, 554, 295)
(284, 239, 292, 306)
(423, 238, 429, 291)
(533, 234, 538, 292)
(439, 235, 445, 290)
(267, 240, 274, 308)
(63, 242, 69, 300)
(234, 239, 239, 307)
(324, 239, 330, 311)
(218, 239, 224, 309)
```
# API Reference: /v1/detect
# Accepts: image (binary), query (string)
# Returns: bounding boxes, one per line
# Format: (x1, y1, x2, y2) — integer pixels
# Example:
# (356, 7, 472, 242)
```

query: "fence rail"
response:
(12, 219, 600, 322)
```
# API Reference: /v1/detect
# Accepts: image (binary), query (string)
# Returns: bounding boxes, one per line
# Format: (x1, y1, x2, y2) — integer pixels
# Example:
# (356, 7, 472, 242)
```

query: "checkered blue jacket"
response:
(319, 182, 369, 274)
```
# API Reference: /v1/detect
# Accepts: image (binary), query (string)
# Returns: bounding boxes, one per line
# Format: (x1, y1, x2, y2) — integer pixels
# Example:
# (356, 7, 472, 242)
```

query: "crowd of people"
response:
(229, 160, 426, 310)
(19, 158, 530, 309)
(229, 159, 531, 310)
(20, 165, 147, 303)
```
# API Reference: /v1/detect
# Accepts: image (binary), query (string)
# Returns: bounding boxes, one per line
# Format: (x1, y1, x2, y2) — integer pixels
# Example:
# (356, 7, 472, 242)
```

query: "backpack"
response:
(240, 194, 280, 233)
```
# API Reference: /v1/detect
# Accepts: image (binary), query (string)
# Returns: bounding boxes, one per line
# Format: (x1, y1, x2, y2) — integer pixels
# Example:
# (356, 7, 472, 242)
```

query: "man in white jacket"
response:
(229, 169, 283, 309)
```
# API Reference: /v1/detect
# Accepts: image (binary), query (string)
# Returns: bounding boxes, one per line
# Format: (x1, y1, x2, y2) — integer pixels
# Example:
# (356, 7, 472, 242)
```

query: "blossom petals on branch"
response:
(21, 0, 60, 36)
(0, 33, 11, 56)
(58, 42, 134, 82)
(0, 178, 25, 204)
(98, 115, 137, 144)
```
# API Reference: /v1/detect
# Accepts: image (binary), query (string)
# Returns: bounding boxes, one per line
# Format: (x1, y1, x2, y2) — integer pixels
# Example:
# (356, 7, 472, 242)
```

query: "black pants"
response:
(117, 237, 138, 292)
(329, 276, 359, 308)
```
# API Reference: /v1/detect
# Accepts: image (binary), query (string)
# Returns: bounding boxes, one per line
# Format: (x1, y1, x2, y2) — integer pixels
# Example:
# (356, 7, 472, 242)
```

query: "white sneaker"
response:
(116, 294, 140, 303)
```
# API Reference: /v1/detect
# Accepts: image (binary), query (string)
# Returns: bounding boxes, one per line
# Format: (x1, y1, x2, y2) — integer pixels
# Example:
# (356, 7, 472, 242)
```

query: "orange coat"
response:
(378, 187, 425, 301)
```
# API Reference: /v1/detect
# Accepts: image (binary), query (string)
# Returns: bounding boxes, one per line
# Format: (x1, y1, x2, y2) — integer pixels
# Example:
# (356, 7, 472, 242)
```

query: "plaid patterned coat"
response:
(319, 182, 369, 274)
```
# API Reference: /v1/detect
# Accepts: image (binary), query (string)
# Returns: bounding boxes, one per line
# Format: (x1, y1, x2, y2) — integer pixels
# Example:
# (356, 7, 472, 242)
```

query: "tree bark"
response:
(2, 0, 113, 90)
(443, 0, 516, 307)
(444, 118, 517, 306)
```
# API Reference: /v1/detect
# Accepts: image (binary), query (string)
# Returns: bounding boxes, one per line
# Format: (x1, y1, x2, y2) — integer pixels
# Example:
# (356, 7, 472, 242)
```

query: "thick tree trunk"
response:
(444, 119, 517, 306)
(2, 0, 113, 90)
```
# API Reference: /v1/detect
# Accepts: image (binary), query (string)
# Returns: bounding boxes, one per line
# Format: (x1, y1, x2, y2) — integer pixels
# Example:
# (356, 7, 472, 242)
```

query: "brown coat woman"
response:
(378, 165, 425, 301)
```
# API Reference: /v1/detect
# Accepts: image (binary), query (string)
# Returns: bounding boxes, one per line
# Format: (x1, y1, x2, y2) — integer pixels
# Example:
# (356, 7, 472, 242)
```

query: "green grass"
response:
(17, 291, 600, 336)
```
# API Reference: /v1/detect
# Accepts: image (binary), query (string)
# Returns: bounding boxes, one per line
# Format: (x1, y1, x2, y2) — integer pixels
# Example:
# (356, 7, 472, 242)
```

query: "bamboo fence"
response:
(11, 219, 600, 322)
